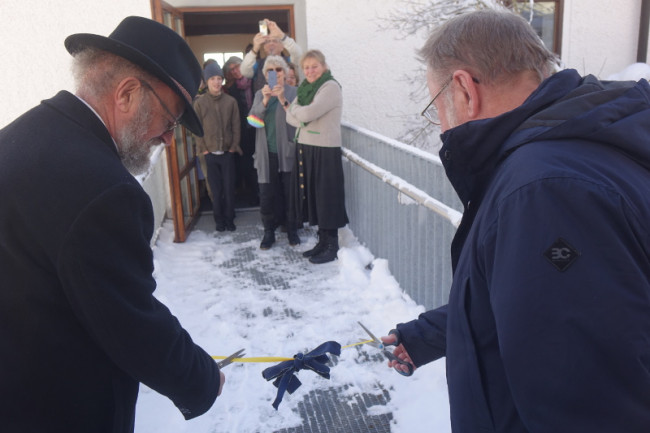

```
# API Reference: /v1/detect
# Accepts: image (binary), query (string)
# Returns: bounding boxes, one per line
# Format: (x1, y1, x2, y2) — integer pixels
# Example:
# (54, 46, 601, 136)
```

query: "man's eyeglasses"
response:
(420, 76, 480, 126)
(139, 80, 182, 133)
(265, 67, 284, 73)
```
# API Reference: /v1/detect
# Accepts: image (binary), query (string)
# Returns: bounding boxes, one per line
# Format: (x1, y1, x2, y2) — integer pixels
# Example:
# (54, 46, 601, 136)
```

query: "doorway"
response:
(183, 7, 296, 213)
(150, 1, 298, 241)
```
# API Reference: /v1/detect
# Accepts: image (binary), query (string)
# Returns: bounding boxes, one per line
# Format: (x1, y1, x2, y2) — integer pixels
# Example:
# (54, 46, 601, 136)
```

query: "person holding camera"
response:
(240, 19, 302, 94)
(248, 56, 299, 249)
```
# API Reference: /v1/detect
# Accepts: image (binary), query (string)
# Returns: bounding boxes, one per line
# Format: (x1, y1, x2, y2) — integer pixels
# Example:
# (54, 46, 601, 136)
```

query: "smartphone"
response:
(268, 70, 277, 88)
(258, 20, 268, 35)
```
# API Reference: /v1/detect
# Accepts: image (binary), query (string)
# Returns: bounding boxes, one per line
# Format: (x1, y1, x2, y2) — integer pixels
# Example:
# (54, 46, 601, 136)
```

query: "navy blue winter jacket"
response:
(397, 69, 650, 432)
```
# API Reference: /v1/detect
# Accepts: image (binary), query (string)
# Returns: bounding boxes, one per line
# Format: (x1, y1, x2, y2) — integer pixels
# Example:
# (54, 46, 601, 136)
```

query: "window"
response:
(515, 0, 563, 55)
(203, 52, 244, 67)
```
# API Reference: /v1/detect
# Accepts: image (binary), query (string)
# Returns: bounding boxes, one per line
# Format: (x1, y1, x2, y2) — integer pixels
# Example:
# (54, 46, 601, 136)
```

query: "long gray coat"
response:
(249, 84, 297, 183)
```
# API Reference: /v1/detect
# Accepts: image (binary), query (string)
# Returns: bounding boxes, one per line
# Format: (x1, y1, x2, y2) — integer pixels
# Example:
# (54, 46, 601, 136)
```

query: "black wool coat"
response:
(0, 91, 220, 433)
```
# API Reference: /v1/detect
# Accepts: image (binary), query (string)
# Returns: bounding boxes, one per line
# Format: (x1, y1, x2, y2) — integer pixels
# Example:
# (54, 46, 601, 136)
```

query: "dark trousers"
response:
(259, 153, 294, 230)
(235, 127, 259, 204)
(205, 152, 236, 225)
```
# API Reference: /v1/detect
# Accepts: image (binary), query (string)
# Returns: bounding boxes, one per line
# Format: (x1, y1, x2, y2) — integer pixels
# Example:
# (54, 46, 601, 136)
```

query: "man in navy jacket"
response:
(385, 10, 650, 432)
(0, 17, 223, 432)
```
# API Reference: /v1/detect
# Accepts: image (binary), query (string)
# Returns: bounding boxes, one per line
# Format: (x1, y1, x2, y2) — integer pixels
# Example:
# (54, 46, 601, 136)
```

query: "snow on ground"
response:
(134, 218, 450, 433)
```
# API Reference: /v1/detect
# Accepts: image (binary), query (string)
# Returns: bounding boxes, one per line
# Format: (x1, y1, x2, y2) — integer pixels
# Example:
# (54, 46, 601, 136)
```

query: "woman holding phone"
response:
(248, 56, 299, 250)
(285, 49, 348, 264)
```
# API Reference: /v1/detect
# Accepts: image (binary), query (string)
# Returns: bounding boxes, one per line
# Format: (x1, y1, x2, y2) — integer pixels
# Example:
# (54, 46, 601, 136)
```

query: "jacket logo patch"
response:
(543, 238, 580, 272)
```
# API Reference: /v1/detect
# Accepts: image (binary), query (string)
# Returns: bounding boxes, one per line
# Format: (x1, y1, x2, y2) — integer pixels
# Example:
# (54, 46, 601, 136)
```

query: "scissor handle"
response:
(393, 359, 414, 377)
(383, 330, 413, 376)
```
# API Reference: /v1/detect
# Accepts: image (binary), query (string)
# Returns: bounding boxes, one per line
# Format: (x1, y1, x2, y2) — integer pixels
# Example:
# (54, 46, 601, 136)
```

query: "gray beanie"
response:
(223, 56, 243, 77)
(203, 61, 224, 81)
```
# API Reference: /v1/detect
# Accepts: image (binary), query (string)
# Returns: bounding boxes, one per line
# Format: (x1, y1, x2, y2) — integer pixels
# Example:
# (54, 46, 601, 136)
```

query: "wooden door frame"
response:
(177, 5, 296, 39)
(150, 0, 202, 242)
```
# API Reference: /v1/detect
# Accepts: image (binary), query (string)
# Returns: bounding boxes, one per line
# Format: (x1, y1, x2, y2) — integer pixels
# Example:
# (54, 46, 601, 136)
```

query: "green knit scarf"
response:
(296, 70, 338, 106)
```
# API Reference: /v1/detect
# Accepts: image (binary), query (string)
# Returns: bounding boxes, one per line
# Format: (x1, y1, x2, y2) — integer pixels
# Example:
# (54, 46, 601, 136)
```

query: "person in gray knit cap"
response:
(193, 61, 242, 232)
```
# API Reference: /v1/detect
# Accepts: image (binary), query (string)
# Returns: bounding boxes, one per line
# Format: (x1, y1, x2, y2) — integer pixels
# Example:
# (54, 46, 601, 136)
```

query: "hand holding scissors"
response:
(358, 322, 414, 377)
(215, 348, 245, 396)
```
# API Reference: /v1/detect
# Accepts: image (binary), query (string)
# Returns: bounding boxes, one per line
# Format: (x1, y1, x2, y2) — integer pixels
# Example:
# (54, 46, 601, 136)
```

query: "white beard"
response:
(116, 95, 161, 175)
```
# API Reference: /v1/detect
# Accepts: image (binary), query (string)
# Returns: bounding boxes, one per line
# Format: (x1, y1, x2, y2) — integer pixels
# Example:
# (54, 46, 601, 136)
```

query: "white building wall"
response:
(303, 0, 649, 141)
(303, 0, 427, 142)
(0, 0, 169, 238)
(561, 0, 646, 78)
(0, 0, 152, 128)
(2, 0, 647, 134)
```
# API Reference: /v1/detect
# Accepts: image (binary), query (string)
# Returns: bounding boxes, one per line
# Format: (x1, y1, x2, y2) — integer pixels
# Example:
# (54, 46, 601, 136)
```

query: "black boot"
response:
(287, 230, 300, 246)
(260, 230, 275, 250)
(302, 229, 326, 258)
(260, 216, 276, 250)
(309, 230, 339, 264)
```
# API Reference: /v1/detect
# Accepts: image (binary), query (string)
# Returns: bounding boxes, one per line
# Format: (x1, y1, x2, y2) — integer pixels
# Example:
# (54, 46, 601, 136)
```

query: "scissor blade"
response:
(217, 348, 245, 369)
(357, 321, 380, 344)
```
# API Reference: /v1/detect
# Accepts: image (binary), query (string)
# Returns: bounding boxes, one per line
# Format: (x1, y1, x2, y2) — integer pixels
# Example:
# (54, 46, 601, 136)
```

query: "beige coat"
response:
(286, 80, 342, 148)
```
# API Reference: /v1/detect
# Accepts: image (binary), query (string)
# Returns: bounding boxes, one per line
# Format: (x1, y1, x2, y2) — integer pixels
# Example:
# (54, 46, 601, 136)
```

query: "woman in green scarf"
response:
(285, 49, 348, 264)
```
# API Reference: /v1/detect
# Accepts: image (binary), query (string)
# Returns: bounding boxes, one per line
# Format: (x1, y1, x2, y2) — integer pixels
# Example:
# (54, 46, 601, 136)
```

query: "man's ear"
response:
(452, 70, 481, 120)
(114, 77, 142, 114)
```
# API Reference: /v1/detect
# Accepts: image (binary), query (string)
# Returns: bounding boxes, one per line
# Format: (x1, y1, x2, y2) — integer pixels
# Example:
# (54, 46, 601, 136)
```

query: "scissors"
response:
(358, 321, 414, 377)
(216, 349, 245, 369)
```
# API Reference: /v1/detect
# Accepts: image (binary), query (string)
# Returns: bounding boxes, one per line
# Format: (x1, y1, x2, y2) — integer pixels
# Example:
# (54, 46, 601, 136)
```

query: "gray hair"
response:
(419, 10, 558, 85)
(263, 55, 289, 75)
(71, 47, 156, 101)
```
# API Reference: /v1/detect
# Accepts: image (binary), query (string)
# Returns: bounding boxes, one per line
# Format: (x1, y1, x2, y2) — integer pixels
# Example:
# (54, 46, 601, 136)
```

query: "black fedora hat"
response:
(65, 16, 204, 136)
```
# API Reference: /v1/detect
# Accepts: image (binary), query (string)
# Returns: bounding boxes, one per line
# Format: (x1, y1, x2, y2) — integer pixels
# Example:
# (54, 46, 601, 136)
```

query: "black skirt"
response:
(291, 142, 349, 230)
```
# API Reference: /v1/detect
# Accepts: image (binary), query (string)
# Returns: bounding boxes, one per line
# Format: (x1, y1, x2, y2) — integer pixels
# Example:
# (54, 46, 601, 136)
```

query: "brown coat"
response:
(192, 92, 242, 154)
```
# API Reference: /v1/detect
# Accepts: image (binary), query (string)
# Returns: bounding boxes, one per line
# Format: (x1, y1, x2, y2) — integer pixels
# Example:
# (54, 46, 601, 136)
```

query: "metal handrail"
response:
(341, 147, 462, 228)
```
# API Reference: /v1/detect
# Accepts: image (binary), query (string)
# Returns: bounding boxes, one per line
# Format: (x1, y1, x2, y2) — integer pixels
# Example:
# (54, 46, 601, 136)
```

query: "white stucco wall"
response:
(0, 0, 152, 128)
(301, 0, 650, 141)
(3, 0, 647, 134)
(303, 0, 427, 142)
(0, 0, 169, 238)
(561, 0, 646, 78)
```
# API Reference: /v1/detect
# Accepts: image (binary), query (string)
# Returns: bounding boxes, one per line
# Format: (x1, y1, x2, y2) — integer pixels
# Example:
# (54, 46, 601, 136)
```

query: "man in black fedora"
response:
(0, 16, 223, 432)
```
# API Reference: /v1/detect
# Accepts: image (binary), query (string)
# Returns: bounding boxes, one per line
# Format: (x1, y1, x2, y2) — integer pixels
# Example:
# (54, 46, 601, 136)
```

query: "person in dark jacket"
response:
(0, 17, 224, 433)
(382, 10, 650, 432)
(224, 56, 259, 206)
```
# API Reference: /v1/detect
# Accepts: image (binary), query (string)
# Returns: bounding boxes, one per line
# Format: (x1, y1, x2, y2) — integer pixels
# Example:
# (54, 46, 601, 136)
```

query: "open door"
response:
(150, 0, 298, 242)
(151, 0, 203, 242)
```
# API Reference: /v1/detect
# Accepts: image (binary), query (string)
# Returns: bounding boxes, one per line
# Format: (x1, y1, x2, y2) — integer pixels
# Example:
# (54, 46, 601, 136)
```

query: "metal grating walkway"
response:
(193, 208, 393, 433)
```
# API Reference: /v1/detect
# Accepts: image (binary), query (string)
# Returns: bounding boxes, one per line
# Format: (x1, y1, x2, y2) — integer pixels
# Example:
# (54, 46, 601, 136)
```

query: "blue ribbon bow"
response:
(262, 341, 341, 409)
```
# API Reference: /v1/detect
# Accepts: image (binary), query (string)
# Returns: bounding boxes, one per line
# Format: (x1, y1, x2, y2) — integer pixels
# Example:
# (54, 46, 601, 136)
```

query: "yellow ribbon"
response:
(211, 356, 292, 363)
(211, 340, 374, 364)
